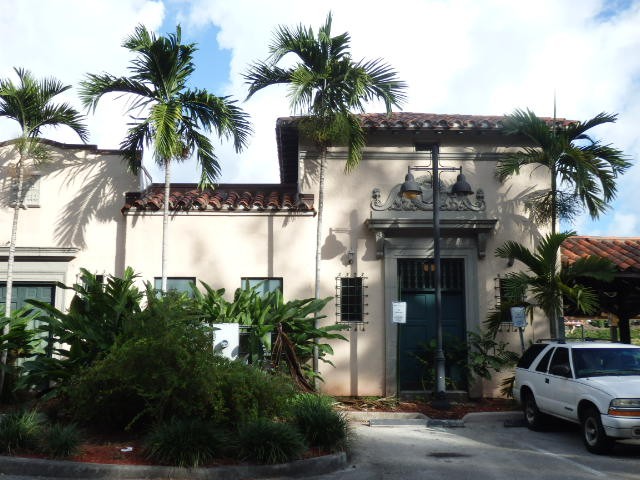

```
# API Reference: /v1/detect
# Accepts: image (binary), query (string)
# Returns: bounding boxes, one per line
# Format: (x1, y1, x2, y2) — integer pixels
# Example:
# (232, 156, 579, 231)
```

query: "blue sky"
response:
(1, 0, 639, 236)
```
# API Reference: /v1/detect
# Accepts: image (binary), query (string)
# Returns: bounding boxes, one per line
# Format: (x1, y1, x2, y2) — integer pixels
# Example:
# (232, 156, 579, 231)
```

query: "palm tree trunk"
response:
(312, 150, 327, 384)
(551, 164, 557, 235)
(1, 157, 24, 397)
(161, 158, 171, 293)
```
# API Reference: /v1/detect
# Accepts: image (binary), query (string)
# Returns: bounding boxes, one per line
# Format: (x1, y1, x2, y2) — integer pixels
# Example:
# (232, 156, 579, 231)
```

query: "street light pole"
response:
(431, 145, 447, 407)
(401, 146, 473, 409)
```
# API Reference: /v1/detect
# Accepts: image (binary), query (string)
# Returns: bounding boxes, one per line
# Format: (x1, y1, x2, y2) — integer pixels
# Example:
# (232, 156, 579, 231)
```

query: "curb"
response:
(461, 411, 522, 424)
(0, 451, 347, 479)
(345, 410, 523, 428)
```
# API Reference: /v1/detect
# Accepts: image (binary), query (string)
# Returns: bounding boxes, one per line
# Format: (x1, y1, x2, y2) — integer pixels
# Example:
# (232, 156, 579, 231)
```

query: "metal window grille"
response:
(398, 259, 464, 291)
(336, 273, 368, 329)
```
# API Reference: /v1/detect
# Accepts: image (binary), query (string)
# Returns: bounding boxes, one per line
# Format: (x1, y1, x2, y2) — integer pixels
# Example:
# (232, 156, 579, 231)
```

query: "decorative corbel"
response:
(375, 231, 385, 259)
(477, 232, 488, 259)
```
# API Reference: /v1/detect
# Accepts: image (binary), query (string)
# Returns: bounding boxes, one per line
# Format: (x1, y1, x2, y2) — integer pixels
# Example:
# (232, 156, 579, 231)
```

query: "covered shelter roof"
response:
(562, 236, 640, 274)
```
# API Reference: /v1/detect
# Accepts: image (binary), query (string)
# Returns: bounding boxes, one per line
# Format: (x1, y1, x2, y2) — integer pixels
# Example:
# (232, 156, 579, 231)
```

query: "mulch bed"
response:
(334, 396, 519, 420)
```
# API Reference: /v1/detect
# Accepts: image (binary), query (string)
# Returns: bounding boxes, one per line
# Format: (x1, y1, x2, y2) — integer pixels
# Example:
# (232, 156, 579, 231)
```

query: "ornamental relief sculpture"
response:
(371, 175, 485, 212)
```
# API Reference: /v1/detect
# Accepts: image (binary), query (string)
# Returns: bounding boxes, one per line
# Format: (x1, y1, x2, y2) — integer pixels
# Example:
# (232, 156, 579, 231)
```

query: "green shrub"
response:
(41, 423, 82, 458)
(216, 360, 297, 425)
(0, 410, 45, 454)
(144, 418, 224, 467)
(237, 419, 306, 464)
(288, 394, 351, 452)
(65, 303, 297, 431)
(65, 320, 225, 431)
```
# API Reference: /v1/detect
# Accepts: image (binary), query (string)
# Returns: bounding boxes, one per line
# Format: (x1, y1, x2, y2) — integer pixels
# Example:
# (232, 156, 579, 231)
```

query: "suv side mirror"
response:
(550, 364, 571, 377)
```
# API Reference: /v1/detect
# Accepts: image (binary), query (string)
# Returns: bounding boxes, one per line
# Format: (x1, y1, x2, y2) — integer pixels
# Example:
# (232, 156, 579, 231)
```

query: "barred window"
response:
(336, 274, 368, 327)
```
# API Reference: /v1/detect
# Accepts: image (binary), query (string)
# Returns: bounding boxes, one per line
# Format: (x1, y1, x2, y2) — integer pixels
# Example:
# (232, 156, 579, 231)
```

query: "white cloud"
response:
(0, 0, 165, 147)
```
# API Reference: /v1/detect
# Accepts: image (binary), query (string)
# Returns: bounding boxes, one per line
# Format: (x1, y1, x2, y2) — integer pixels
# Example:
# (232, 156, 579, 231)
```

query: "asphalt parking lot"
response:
(301, 413, 640, 480)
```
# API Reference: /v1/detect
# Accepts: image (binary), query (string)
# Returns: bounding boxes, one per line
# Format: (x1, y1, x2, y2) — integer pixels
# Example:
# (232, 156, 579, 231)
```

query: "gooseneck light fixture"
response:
(400, 144, 473, 409)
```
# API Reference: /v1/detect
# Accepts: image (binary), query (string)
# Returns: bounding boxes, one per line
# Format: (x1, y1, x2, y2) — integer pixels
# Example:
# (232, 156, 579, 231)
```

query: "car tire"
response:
(523, 391, 546, 431)
(581, 407, 614, 454)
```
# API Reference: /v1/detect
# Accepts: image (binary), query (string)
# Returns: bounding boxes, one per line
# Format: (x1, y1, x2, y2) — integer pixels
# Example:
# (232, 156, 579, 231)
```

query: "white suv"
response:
(513, 341, 640, 453)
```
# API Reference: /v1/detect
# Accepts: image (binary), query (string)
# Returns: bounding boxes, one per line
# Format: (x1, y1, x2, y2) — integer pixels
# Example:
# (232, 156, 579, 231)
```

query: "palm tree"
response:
(244, 13, 406, 375)
(494, 231, 615, 339)
(498, 109, 629, 233)
(80, 25, 251, 292)
(0, 67, 88, 396)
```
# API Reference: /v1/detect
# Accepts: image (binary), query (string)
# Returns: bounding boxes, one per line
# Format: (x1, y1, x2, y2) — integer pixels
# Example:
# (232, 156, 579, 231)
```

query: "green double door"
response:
(397, 259, 466, 392)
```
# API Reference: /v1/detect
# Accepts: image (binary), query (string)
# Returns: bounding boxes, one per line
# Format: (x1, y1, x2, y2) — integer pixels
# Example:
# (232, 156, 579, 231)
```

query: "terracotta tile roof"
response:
(562, 236, 640, 273)
(122, 183, 314, 213)
(277, 112, 574, 132)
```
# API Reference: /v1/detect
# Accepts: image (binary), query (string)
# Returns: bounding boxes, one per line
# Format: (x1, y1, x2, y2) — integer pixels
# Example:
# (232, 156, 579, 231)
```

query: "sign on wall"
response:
(392, 301, 407, 324)
(510, 306, 527, 328)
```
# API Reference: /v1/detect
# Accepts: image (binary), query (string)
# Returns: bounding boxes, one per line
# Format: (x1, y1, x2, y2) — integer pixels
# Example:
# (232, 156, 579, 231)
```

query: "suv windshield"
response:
(572, 348, 640, 378)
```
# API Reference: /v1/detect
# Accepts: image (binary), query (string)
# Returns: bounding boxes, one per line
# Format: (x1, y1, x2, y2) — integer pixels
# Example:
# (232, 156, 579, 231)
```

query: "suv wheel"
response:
(581, 407, 614, 454)
(523, 391, 545, 431)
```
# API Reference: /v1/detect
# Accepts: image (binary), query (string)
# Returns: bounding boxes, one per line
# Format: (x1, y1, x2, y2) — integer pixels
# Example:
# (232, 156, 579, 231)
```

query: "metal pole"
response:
(431, 145, 449, 409)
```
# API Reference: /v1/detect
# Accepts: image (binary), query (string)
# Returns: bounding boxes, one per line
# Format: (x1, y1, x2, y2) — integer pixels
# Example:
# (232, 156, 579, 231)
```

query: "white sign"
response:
(510, 307, 527, 328)
(392, 301, 407, 324)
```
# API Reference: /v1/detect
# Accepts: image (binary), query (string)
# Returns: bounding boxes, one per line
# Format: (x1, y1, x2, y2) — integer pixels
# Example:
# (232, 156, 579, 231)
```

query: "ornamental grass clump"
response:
(0, 410, 45, 454)
(237, 418, 306, 465)
(144, 418, 226, 468)
(289, 393, 351, 452)
(41, 423, 82, 458)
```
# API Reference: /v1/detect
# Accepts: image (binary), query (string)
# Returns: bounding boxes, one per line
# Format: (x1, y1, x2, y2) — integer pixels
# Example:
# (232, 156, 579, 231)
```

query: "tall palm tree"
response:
(0, 67, 88, 396)
(495, 231, 615, 339)
(80, 25, 251, 292)
(244, 13, 406, 375)
(498, 109, 629, 233)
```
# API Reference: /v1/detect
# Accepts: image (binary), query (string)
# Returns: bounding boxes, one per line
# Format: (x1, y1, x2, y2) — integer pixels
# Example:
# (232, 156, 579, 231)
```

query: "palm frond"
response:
(243, 63, 291, 100)
(79, 74, 153, 112)
(344, 112, 365, 172)
(564, 255, 616, 282)
(495, 240, 540, 272)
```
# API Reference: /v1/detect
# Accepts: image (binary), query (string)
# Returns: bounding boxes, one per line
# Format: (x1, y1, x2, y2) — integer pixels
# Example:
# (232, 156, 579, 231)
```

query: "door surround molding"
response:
(383, 236, 479, 396)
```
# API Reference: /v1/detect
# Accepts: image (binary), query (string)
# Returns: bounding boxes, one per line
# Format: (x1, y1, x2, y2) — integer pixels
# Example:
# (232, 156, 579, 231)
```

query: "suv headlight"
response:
(608, 399, 640, 417)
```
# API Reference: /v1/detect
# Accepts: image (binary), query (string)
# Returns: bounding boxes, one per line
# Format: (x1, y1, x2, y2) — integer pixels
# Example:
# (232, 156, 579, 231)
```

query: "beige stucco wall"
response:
(299, 131, 552, 397)
(0, 141, 137, 309)
(122, 212, 316, 301)
(1, 131, 554, 400)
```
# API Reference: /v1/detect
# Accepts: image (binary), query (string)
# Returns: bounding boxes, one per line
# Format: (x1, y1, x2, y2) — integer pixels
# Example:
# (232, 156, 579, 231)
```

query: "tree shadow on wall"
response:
(52, 158, 132, 250)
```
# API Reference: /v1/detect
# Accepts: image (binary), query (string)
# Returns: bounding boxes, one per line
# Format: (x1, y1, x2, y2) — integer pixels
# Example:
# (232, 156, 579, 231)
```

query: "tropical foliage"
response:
(498, 109, 629, 231)
(493, 231, 616, 338)
(190, 281, 348, 384)
(19, 268, 143, 389)
(80, 25, 251, 292)
(0, 68, 88, 396)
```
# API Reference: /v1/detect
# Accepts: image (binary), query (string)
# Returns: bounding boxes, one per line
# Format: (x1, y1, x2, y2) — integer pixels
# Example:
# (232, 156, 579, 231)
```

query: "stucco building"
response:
(1, 113, 554, 398)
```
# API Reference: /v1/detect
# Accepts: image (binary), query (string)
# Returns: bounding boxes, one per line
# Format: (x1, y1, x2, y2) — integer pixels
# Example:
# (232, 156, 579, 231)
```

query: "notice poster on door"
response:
(392, 301, 407, 323)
